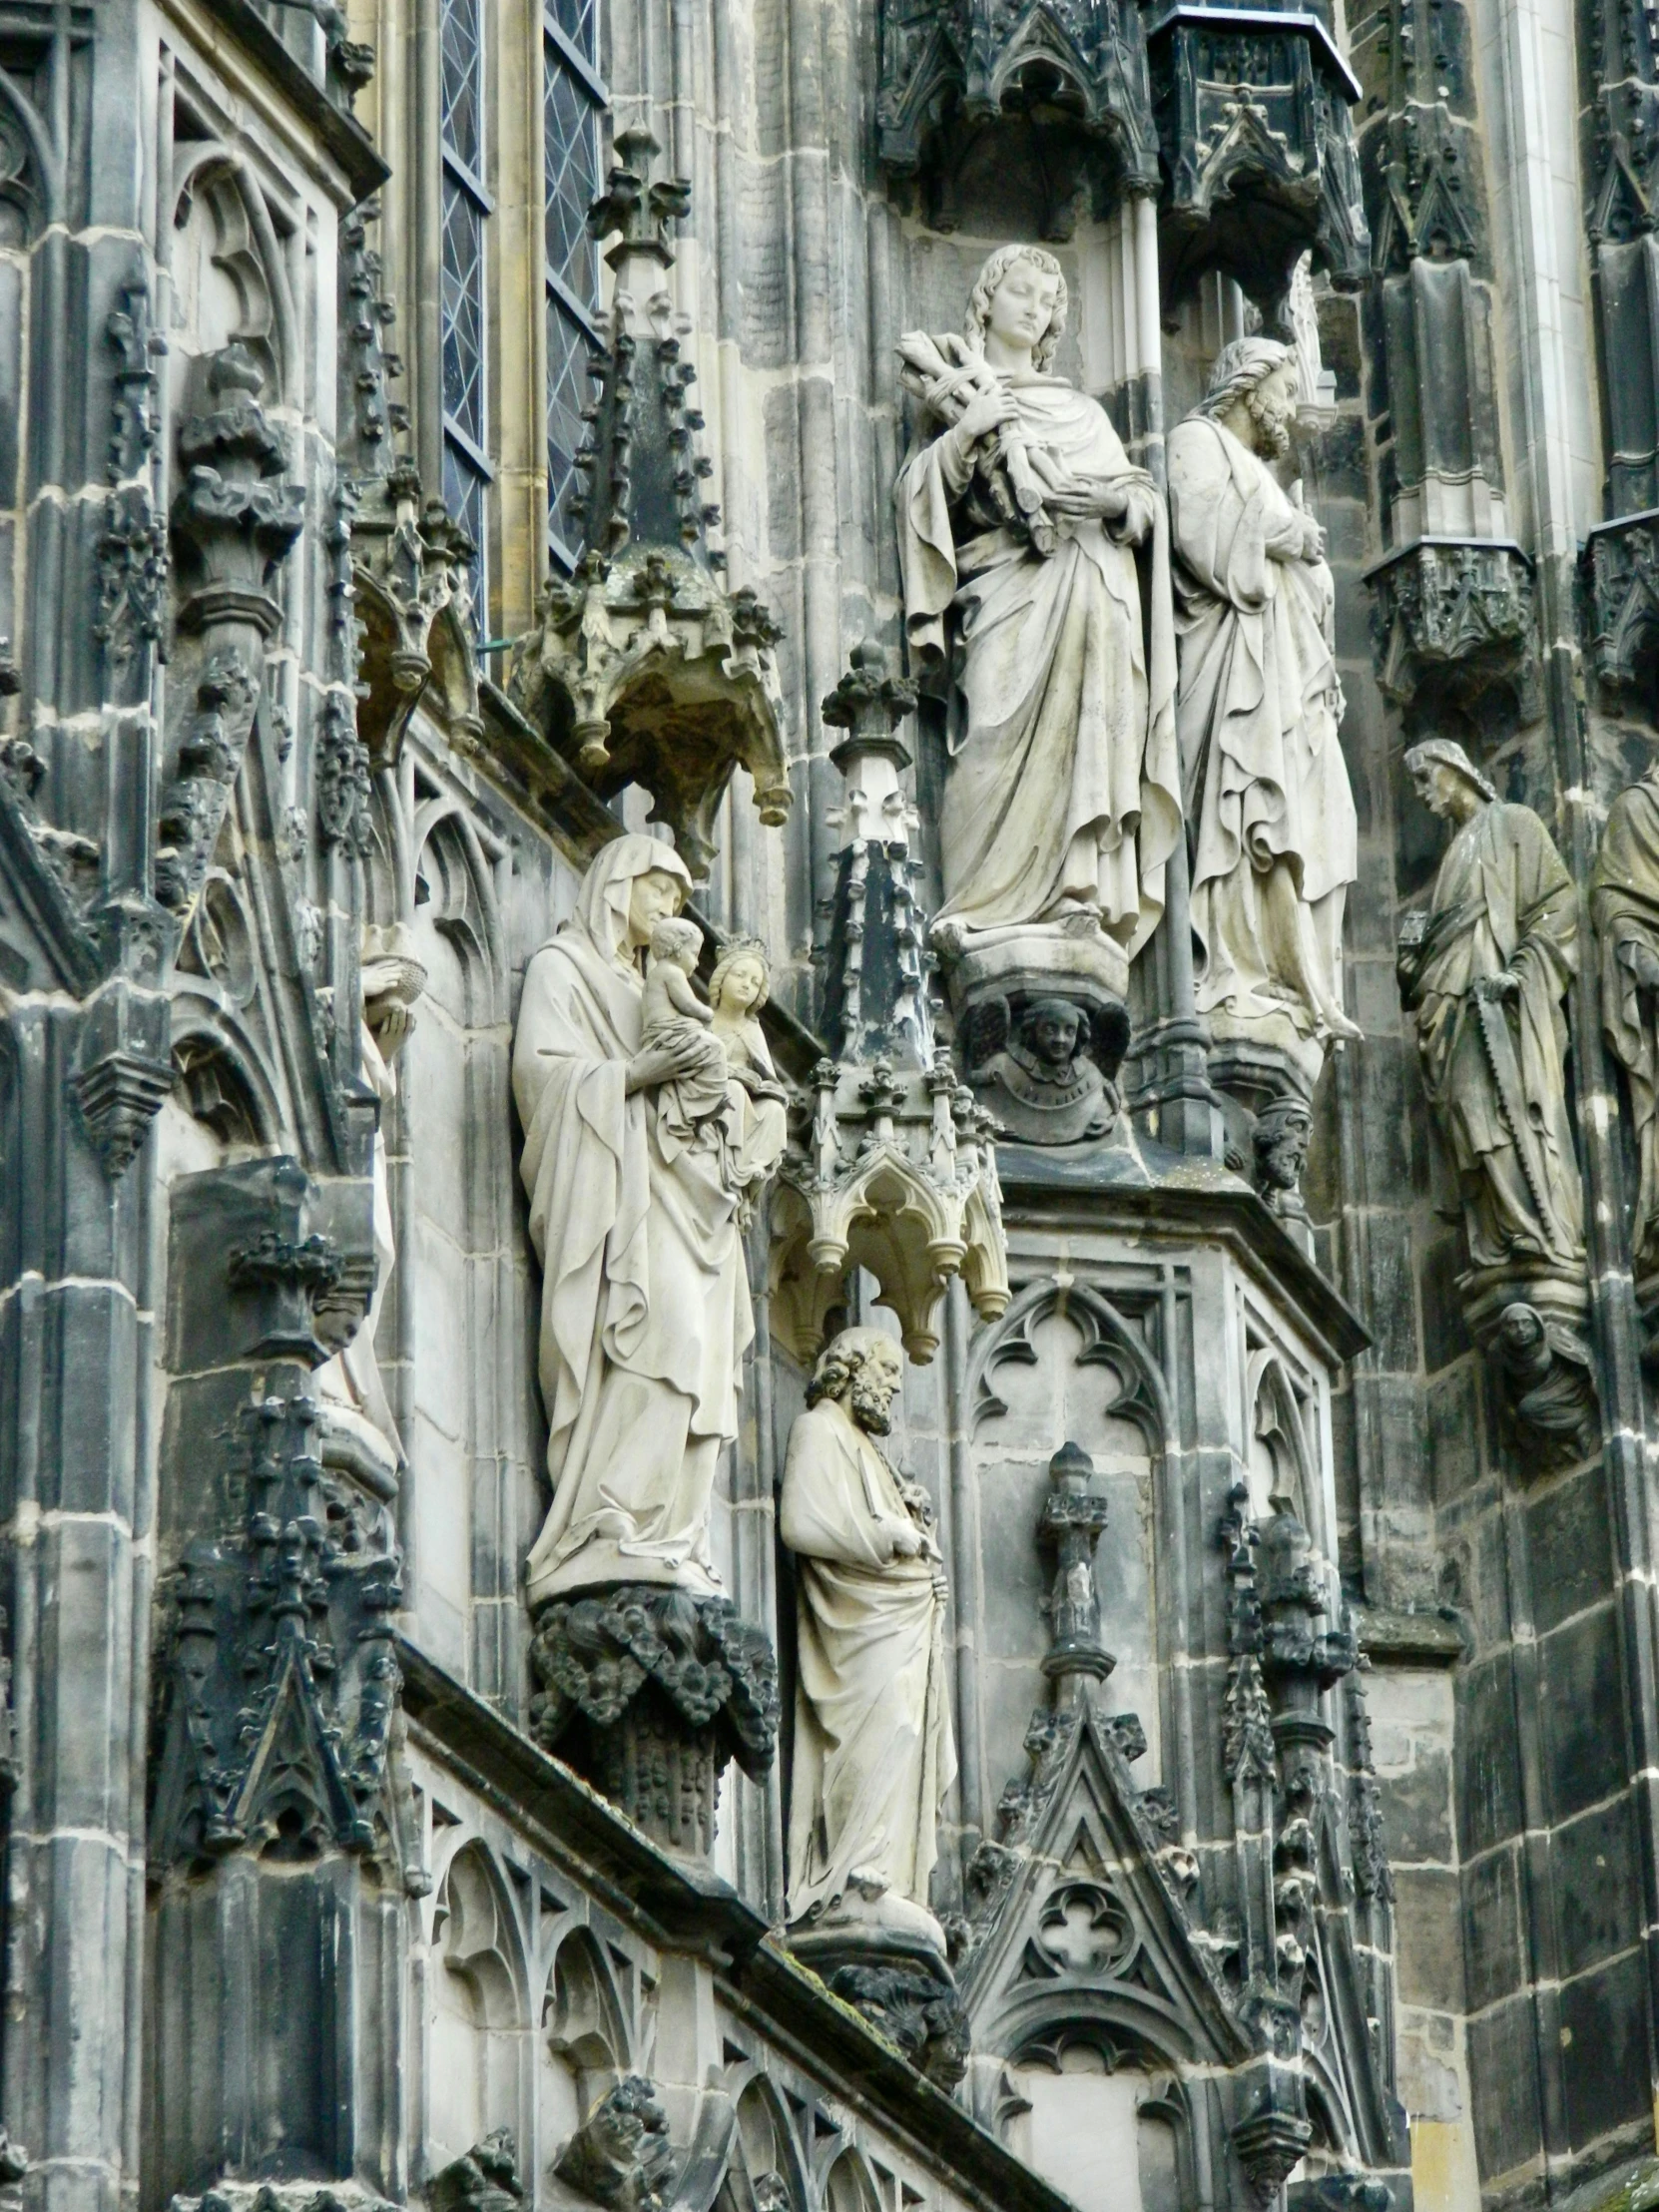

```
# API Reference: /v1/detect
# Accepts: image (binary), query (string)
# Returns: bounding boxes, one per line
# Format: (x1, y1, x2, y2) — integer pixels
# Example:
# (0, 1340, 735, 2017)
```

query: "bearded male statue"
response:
(1168, 337, 1360, 1077)
(781, 1329, 955, 1953)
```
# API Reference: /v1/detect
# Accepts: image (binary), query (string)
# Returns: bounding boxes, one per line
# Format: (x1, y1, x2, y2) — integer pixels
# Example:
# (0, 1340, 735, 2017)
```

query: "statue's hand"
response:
(625, 1036, 716, 1093)
(1622, 937, 1659, 994)
(954, 384, 1019, 444)
(1472, 968, 1521, 1004)
(1299, 514, 1327, 563)
(879, 1516, 925, 1560)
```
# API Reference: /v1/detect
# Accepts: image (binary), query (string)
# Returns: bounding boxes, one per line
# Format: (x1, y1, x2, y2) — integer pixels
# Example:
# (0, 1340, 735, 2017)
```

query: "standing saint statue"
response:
(782, 1328, 955, 1946)
(894, 246, 1180, 957)
(511, 835, 787, 1608)
(1168, 337, 1360, 1059)
(1396, 741, 1584, 1285)
(1593, 769, 1659, 1291)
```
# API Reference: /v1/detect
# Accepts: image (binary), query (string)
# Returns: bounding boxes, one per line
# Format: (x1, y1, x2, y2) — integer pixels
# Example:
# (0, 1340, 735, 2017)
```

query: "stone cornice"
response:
(995, 1145, 1372, 1364)
(196, 0, 388, 202)
(397, 1639, 1083, 2212)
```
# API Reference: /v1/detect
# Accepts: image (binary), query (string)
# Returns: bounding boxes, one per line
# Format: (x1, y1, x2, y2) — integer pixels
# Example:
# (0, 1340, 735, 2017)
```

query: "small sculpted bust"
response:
(965, 994, 1117, 1146)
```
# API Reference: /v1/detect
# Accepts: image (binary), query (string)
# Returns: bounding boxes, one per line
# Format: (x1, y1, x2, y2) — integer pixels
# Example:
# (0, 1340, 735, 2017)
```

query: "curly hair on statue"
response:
(962, 244, 1068, 373)
(805, 1326, 896, 1408)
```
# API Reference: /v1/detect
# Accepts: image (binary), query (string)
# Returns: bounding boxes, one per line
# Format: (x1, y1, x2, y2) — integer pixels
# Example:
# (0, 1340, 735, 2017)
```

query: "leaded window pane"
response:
(544, 59, 598, 289)
(547, 292, 592, 551)
(440, 0, 482, 175)
(441, 179, 486, 448)
(442, 440, 489, 628)
(550, 0, 597, 54)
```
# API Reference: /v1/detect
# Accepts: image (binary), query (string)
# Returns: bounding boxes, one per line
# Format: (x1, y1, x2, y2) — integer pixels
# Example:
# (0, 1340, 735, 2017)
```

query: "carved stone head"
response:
(1198, 335, 1300, 458)
(1019, 996, 1085, 1073)
(709, 933, 771, 1014)
(1403, 737, 1495, 821)
(807, 1326, 903, 1435)
(963, 245, 1068, 372)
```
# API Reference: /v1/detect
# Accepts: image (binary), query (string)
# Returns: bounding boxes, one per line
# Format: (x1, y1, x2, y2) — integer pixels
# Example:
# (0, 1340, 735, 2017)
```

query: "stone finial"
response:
(510, 141, 790, 881)
(591, 128, 691, 277)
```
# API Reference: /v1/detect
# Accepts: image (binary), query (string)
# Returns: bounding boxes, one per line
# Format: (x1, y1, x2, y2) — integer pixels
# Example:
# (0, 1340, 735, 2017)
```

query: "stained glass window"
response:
(441, 0, 491, 626)
(544, 2, 605, 569)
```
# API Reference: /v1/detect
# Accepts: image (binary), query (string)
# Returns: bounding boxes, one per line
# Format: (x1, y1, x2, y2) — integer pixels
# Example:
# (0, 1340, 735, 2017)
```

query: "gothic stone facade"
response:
(1, 0, 1659, 2210)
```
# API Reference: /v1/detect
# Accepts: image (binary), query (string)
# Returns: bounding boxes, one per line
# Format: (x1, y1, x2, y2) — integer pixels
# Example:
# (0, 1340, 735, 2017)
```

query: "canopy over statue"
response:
(511, 835, 785, 1607)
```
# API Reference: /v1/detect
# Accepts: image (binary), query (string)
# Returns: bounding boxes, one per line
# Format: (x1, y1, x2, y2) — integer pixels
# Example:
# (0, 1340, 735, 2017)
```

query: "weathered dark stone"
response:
(528, 1584, 779, 1857)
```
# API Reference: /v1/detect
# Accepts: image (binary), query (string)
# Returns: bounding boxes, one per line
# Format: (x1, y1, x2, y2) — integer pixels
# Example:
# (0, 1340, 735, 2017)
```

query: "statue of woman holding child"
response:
(511, 836, 786, 1609)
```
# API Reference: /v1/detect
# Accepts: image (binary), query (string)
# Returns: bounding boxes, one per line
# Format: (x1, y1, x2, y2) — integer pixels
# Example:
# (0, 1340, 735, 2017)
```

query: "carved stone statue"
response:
(962, 994, 1119, 1146)
(1593, 768, 1659, 1303)
(1168, 338, 1360, 1076)
(313, 921, 426, 1486)
(781, 1329, 955, 1947)
(894, 246, 1180, 969)
(1398, 741, 1593, 1456)
(511, 836, 787, 1608)
(708, 934, 789, 1217)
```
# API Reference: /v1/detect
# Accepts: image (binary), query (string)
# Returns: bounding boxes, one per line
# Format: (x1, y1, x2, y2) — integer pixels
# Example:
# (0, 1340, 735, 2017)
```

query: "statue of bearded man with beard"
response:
(1168, 337, 1360, 1076)
(781, 1329, 955, 1951)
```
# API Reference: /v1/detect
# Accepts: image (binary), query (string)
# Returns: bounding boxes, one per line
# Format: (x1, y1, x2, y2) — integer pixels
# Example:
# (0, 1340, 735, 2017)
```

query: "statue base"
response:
(528, 1584, 780, 1857)
(938, 916, 1132, 1149)
(788, 1899, 968, 2087)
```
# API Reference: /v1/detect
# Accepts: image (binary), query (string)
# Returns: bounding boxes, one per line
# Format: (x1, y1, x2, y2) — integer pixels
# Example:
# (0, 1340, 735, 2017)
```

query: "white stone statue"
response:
(894, 246, 1180, 960)
(314, 922, 426, 1486)
(781, 1328, 955, 1947)
(1168, 337, 1360, 1068)
(708, 934, 788, 1213)
(511, 836, 787, 1608)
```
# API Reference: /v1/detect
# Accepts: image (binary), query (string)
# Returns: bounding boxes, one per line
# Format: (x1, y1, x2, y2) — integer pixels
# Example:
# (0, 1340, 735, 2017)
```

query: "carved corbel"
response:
(70, 973, 172, 1177)
(1366, 538, 1537, 717)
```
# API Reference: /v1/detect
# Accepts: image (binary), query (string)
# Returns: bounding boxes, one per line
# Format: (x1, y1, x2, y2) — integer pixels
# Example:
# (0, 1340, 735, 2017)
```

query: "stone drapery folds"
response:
(1398, 740, 1595, 1461)
(511, 836, 786, 1609)
(894, 247, 1180, 964)
(1168, 338, 1360, 1086)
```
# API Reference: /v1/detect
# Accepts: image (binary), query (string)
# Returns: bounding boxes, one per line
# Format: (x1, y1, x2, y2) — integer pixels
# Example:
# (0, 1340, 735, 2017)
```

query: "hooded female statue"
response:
(511, 835, 785, 1607)
(894, 246, 1180, 954)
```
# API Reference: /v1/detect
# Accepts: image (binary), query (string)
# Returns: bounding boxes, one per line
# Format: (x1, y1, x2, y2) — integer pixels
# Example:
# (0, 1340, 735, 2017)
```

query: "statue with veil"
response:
(511, 835, 787, 1608)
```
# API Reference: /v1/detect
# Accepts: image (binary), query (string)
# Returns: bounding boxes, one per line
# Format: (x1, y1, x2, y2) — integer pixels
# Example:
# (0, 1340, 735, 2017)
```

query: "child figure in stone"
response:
(709, 935, 789, 1212)
(642, 914, 730, 1142)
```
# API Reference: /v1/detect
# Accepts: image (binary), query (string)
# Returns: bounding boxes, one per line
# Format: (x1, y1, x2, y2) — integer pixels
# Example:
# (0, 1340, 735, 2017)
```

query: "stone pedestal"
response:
(790, 1901, 969, 2088)
(942, 917, 1133, 1149)
(527, 1585, 779, 1857)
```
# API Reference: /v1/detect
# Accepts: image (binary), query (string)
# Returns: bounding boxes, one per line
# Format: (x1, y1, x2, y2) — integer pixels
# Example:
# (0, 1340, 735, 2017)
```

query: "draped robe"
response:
(781, 1395, 955, 1925)
(895, 371, 1180, 952)
(512, 838, 762, 1607)
(1167, 414, 1358, 1034)
(1593, 776, 1659, 1276)
(1402, 801, 1583, 1277)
